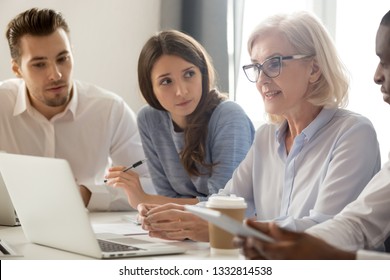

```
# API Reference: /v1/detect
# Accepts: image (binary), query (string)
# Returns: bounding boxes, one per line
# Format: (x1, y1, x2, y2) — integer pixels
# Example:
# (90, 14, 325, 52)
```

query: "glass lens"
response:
(243, 65, 259, 82)
(263, 57, 281, 78)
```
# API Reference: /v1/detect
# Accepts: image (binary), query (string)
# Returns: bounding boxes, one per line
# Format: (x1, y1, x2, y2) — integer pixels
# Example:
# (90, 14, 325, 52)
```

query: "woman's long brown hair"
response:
(138, 30, 226, 176)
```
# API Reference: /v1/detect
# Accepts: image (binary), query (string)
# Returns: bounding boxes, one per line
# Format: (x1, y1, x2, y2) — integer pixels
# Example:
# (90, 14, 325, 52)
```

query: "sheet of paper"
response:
(92, 222, 148, 235)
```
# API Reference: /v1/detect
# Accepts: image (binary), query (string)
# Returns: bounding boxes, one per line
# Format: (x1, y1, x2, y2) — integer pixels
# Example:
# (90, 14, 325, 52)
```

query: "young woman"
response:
(105, 30, 254, 208)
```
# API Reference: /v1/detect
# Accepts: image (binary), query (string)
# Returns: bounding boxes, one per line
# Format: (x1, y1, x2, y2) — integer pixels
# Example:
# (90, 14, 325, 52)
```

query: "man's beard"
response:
(45, 94, 69, 107)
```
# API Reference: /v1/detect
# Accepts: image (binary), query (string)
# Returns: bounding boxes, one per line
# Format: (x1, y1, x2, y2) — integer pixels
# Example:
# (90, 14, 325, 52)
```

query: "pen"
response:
(104, 159, 147, 183)
(122, 159, 147, 172)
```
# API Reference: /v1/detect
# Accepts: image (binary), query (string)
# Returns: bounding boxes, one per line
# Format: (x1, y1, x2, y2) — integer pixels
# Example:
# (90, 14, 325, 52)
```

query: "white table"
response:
(0, 211, 242, 260)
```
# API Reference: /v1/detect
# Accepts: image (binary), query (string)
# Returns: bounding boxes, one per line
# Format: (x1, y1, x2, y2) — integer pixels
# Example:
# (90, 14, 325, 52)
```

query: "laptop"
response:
(0, 238, 21, 257)
(0, 172, 20, 226)
(0, 153, 185, 259)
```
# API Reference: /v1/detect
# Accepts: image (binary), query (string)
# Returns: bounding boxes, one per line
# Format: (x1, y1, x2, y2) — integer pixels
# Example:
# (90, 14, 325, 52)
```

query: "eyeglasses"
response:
(242, 54, 313, 83)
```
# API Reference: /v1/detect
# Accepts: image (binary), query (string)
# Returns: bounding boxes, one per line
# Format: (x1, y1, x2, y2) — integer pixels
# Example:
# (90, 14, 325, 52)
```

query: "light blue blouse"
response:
(137, 100, 255, 201)
(224, 108, 381, 231)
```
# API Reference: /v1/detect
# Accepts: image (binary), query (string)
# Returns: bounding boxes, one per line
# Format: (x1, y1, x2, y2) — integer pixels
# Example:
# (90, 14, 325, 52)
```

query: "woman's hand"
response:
(104, 166, 148, 208)
(139, 203, 209, 242)
(137, 203, 159, 225)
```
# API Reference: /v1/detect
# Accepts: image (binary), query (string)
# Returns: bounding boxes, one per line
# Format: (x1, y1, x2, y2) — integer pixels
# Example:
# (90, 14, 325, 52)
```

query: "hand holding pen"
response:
(104, 159, 147, 183)
(104, 159, 149, 208)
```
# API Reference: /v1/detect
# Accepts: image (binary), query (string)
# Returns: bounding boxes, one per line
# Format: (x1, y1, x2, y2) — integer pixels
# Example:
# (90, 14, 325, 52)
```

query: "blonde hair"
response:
(248, 11, 349, 123)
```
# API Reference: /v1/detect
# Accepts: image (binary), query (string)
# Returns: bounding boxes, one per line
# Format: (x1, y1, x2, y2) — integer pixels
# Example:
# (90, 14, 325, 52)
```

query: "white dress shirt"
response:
(224, 108, 381, 231)
(0, 78, 153, 211)
(307, 156, 390, 253)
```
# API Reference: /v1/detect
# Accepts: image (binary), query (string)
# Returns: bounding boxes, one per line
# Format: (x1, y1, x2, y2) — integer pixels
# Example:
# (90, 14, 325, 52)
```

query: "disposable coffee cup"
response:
(206, 195, 247, 255)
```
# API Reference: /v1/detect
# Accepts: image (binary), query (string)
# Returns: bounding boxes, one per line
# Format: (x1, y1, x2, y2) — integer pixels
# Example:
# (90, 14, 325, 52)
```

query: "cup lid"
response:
(206, 195, 247, 209)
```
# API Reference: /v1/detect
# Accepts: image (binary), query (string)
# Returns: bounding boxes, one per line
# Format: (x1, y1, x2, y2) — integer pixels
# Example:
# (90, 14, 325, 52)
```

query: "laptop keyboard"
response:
(97, 239, 140, 252)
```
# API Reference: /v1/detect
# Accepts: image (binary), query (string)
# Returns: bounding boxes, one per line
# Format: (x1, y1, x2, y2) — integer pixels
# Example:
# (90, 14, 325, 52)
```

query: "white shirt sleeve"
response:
(307, 159, 390, 251)
(356, 250, 390, 260)
(86, 98, 154, 211)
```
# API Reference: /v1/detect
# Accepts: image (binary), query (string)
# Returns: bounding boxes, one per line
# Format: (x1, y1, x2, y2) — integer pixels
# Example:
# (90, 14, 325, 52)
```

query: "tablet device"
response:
(185, 205, 274, 243)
